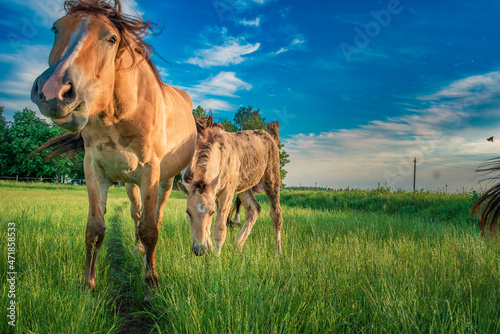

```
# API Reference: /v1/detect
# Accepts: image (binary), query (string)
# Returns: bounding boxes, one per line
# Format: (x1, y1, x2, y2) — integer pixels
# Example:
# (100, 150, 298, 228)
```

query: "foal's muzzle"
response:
(191, 241, 207, 256)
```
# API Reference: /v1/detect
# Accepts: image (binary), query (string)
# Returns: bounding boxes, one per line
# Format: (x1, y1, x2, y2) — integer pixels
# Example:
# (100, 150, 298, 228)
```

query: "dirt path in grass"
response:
(106, 205, 156, 334)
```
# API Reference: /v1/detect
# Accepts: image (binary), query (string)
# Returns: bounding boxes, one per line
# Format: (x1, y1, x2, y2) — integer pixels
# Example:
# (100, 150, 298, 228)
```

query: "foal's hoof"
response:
(227, 220, 241, 228)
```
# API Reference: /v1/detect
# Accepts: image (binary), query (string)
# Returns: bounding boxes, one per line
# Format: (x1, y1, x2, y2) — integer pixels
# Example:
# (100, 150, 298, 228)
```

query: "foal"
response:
(178, 122, 283, 256)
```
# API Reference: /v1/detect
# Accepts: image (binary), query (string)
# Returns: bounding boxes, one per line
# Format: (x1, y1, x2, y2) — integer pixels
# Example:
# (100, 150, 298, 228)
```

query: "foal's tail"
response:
(471, 157, 500, 241)
(267, 122, 280, 145)
(30, 132, 85, 159)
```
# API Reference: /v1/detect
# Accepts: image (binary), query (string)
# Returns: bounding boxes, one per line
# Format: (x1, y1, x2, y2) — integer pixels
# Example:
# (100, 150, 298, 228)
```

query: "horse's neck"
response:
(105, 53, 164, 123)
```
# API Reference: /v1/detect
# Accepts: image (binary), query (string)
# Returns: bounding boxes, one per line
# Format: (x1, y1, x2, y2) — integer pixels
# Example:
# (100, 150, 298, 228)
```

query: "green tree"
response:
(67, 152, 85, 181)
(0, 107, 11, 175)
(278, 142, 290, 186)
(219, 117, 238, 132)
(233, 106, 267, 131)
(7, 108, 73, 180)
(192, 105, 208, 118)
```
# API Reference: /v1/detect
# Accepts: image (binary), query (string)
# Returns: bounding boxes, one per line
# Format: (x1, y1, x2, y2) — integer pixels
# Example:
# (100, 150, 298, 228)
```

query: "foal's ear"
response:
(177, 181, 192, 195)
(206, 116, 213, 128)
(208, 172, 221, 193)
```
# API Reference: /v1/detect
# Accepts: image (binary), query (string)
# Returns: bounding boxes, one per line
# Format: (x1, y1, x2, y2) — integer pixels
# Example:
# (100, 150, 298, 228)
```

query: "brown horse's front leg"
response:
(82, 156, 111, 290)
(138, 163, 161, 302)
(125, 183, 144, 255)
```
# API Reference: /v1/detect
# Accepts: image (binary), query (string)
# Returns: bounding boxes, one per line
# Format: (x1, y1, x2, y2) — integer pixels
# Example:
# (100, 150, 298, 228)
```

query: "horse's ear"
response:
(177, 181, 192, 195)
(206, 116, 213, 128)
(195, 119, 206, 134)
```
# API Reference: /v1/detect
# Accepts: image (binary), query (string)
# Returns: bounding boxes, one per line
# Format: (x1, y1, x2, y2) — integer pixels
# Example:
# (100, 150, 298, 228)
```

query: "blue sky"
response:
(1, 0, 500, 190)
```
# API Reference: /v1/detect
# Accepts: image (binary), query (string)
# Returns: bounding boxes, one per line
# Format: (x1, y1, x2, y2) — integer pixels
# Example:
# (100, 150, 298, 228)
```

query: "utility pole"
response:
(413, 157, 417, 192)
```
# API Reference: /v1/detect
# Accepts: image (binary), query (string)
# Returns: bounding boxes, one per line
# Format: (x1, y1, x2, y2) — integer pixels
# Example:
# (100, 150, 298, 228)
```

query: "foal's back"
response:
(221, 129, 280, 193)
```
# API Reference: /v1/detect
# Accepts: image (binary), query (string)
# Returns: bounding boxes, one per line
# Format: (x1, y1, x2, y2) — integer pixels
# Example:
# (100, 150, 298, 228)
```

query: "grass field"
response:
(1, 182, 500, 333)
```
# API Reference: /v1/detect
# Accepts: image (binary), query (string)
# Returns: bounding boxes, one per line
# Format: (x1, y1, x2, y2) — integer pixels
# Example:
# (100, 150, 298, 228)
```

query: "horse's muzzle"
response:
(31, 69, 88, 133)
(191, 241, 207, 256)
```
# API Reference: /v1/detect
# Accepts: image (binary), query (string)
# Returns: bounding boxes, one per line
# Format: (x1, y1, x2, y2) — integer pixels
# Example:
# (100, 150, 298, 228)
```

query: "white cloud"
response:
(272, 35, 306, 56)
(184, 72, 252, 112)
(191, 72, 252, 97)
(198, 99, 232, 111)
(274, 47, 288, 55)
(283, 71, 500, 190)
(187, 35, 260, 68)
(119, 0, 143, 16)
(0, 44, 51, 116)
(238, 17, 261, 27)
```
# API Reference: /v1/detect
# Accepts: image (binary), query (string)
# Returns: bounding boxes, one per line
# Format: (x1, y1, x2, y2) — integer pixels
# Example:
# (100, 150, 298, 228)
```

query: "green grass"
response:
(1, 182, 499, 333)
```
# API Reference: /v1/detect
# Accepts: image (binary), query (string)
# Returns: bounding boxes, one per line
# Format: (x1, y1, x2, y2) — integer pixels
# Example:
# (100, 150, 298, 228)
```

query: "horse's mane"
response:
(191, 125, 225, 192)
(64, 0, 162, 86)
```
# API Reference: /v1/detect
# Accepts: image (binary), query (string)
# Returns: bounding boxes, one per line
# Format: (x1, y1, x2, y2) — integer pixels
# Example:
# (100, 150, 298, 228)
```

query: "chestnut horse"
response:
(30, 0, 196, 300)
(178, 122, 283, 256)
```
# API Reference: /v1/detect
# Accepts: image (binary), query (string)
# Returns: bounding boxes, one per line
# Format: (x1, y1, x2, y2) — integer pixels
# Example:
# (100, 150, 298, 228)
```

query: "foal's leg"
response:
(156, 177, 174, 229)
(138, 164, 161, 301)
(125, 183, 143, 254)
(213, 191, 233, 256)
(227, 196, 242, 228)
(233, 196, 242, 227)
(261, 170, 283, 254)
(236, 189, 261, 251)
(82, 156, 111, 290)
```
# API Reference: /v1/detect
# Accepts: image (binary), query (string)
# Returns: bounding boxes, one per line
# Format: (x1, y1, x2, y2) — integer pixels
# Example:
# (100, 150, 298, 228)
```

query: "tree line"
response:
(0, 106, 84, 182)
(0, 105, 289, 185)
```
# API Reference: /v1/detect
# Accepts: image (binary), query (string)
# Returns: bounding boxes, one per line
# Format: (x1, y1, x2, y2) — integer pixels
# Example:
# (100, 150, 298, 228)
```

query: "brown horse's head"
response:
(178, 175, 220, 256)
(31, 0, 160, 133)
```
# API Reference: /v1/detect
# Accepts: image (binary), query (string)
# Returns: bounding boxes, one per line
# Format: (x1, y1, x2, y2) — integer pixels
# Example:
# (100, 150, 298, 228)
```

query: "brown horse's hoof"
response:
(81, 277, 95, 292)
(143, 288, 156, 303)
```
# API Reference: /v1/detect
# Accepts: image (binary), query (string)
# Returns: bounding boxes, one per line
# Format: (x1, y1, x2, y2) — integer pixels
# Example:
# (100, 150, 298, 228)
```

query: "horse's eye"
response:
(107, 35, 117, 45)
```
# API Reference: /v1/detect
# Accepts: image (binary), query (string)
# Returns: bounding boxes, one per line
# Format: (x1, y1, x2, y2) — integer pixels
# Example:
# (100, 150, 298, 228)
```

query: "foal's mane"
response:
(64, 0, 162, 86)
(191, 125, 225, 191)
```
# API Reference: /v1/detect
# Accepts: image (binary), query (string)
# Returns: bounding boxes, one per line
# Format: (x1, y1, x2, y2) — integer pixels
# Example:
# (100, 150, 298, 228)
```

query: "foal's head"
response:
(178, 176, 220, 256)
(31, 0, 160, 132)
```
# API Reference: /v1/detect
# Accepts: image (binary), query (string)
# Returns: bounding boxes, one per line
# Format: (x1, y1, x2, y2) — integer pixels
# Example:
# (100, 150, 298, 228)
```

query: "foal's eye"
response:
(107, 35, 117, 45)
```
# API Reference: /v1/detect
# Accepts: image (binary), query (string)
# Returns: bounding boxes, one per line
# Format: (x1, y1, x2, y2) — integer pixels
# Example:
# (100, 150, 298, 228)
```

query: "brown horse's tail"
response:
(267, 121, 280, 145)
(30, 132, 85, 160)
(471, 157, 500, 241)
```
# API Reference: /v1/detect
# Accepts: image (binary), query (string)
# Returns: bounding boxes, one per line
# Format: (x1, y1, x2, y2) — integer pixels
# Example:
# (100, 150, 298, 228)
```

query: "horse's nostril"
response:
(38, 92, 44, 100)
(62, 83, 75, 100)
